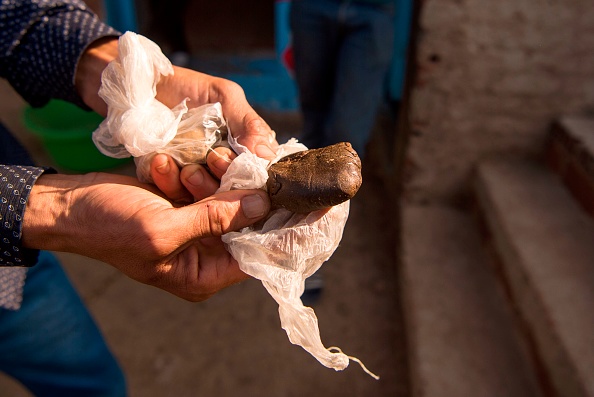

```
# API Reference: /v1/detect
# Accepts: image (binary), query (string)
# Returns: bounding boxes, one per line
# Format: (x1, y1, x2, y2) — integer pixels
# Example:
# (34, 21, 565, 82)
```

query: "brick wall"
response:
(401, 0, 594, 204)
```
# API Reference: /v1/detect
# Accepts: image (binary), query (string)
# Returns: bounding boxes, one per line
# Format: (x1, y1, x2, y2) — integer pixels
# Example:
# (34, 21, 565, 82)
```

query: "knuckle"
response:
(244, 117, 271, 137)
(227, 80, 244, 95)
(217, 78, 244, 97)
(203, 200, 233, 236)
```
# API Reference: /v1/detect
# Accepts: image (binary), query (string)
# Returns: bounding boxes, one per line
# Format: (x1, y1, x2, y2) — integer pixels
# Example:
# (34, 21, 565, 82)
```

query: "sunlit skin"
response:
(21, 35, 280, 301)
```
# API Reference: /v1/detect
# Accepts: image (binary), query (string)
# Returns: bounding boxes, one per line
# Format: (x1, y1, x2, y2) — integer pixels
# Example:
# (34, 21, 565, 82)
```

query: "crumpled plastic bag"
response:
(92, 32, 227, 182)
(91, 32, 377, 378)
(219, 137, 378, 378)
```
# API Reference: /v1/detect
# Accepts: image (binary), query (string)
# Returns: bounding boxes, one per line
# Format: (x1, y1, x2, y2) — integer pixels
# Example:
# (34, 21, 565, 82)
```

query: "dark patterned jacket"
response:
(0, 0, 119, 308)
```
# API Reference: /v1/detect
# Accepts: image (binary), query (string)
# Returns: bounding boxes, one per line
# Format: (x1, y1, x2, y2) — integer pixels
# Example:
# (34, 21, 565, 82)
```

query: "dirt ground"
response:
(0, 77, 408, 396)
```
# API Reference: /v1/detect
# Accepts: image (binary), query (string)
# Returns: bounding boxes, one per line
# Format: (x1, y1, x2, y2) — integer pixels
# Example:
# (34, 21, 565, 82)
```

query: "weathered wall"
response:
(402, 0, 594, 204)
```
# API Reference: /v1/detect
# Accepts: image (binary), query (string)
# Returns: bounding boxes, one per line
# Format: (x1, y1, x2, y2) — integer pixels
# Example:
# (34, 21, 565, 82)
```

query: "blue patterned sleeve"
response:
(0, 0, 120, 108)
(0, 1, 118, 266)
(0, 165, 52, 266)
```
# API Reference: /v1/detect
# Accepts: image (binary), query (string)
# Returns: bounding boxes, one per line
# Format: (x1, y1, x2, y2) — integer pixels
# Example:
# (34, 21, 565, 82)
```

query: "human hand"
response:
(76, 36, 278, 202)
(157, 66, 278, 163)
(21, 172, 270, 301)
(150, 66, 278, 201)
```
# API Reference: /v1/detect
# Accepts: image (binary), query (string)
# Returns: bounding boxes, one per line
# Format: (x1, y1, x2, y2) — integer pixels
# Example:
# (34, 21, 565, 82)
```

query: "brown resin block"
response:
(267, 142, 363, 213)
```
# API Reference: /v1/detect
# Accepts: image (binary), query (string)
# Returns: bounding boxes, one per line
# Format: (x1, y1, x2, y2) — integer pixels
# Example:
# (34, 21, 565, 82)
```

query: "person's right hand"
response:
(21, 171, 270, 301)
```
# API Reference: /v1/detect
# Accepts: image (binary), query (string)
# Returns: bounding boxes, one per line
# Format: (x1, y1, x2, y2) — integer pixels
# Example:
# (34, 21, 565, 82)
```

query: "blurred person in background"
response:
(289, 0, 395, 303)
(290, 0, 395, 157)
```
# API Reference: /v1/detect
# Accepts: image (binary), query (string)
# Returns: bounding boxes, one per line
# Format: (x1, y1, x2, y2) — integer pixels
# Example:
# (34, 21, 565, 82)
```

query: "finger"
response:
(205, 147, 235, 179)
(173, 241, 250, 302)
(210, 78, 279, 159)
(180, 164, 219, 201)
(235, 116, 279, 160)
(150, 154, 193, 203)
(181, 189, 270, 239)
(197, 237, 251, 285)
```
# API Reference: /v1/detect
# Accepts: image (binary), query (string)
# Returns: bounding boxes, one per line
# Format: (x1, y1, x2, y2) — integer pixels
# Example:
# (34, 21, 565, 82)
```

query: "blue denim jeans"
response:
(0, 251, 126, 396)
(290, 0, 395, 156)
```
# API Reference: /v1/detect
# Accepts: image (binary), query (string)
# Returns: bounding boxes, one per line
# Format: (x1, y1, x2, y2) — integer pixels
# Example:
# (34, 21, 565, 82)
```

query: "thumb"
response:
(180, 189, 270, 238)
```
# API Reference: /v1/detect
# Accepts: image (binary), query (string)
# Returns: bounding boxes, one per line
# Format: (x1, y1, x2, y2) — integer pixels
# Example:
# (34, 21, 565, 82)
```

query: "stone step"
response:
(547, 115, 594, 218)
(401, 204, 543, 397)
(474, 157, 594, 397)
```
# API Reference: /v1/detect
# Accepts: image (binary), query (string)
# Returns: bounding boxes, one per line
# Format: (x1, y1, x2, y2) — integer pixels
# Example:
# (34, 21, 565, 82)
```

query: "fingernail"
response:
(241, 194, 267, 218)
(212, 156, 232, 174)
(155, 156, 170, 174)
(186, 169, 204, 186)
(255, 144, 276, 159)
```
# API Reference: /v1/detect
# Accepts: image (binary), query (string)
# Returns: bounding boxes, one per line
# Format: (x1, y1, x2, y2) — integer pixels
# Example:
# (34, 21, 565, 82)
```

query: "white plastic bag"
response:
(92, 32, 226, 182)
(220, 138, 378, 378)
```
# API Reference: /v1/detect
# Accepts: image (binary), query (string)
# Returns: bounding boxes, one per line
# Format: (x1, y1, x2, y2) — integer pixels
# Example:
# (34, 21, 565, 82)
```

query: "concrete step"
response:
(400, 204, 543, 397)
(547, 115, 594, 218)
(474, 157, 594, 397)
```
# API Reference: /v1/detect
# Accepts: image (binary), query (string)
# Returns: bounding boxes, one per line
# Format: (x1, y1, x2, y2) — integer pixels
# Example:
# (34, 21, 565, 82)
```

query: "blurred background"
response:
(1, 0, 594, 396)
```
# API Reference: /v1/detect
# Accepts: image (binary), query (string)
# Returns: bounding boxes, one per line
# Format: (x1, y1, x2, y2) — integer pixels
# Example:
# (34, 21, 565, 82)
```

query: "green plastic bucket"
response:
(23, 100, 131, 172)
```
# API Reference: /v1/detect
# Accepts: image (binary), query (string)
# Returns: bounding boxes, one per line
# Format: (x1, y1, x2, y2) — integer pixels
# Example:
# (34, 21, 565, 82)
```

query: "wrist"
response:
(21, 174, 85, 253)
(75, 36, 119, 116)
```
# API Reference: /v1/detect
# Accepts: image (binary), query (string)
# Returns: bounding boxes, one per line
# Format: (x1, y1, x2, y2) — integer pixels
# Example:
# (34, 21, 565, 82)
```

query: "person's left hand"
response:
(77, 37, 279, 203)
